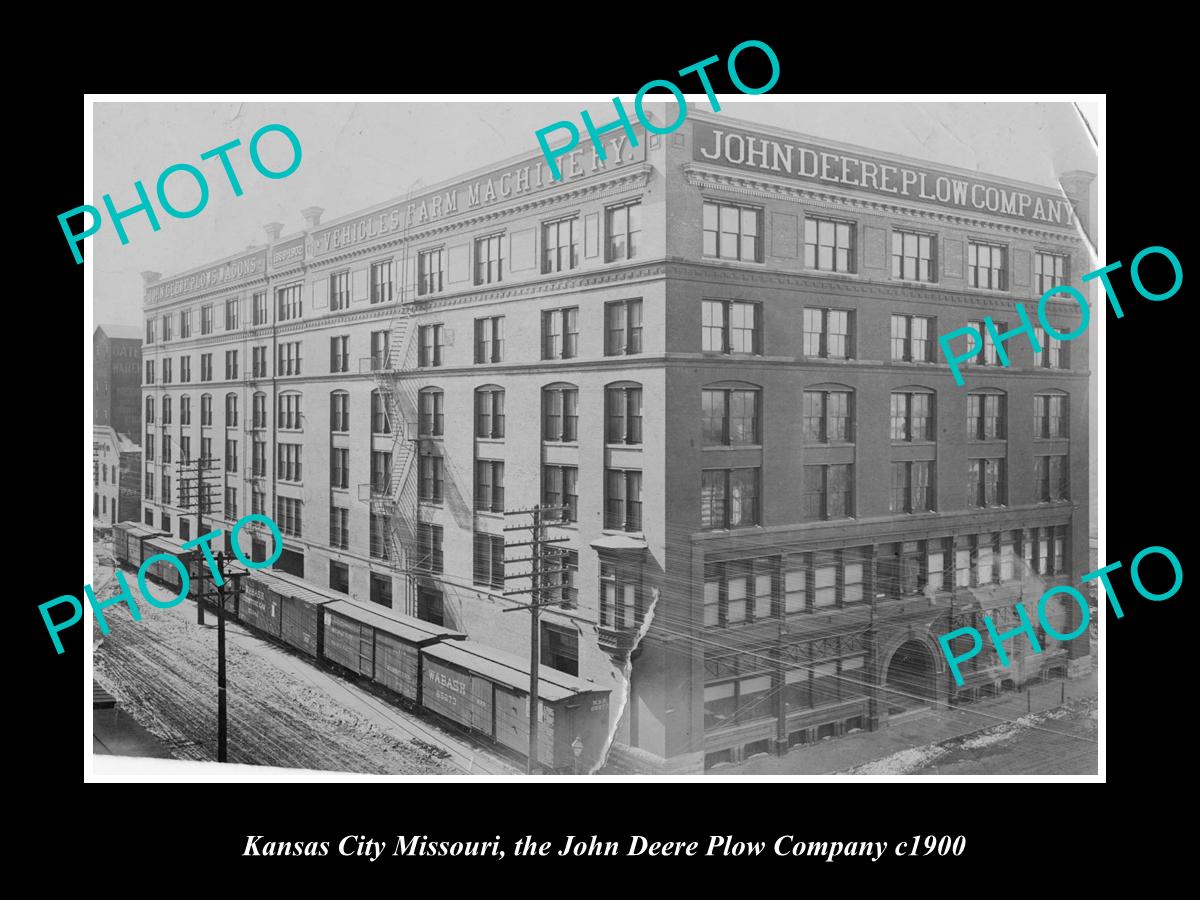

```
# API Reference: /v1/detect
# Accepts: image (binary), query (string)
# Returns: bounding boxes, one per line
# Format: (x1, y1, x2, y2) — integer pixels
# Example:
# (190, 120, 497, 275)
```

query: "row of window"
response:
(697, 200, 1071, 294)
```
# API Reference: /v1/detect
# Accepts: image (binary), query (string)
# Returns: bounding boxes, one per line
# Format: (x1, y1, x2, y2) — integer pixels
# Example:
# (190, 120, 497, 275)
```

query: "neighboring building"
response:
(140, 108, 1092, 773)
(94, 425, 141, 525)
(95, 324, 143, 440)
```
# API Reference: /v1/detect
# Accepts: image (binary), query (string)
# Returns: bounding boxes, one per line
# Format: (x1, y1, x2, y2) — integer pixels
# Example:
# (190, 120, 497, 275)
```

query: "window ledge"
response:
(701, 444, 764, 451)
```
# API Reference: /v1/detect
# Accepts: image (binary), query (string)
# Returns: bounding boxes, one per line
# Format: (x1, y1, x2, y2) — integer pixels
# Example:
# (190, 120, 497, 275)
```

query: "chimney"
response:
(301, 206, 324, 228)
(140, 271, 161, 285)
(1059, 170, 1096, 243)
(264, 222, 284, 241)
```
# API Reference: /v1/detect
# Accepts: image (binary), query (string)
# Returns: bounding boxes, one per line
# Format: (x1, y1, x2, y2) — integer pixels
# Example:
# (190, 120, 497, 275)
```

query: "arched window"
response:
(804, 383, 855, 444)
(225, 392, 238, 427)
(475, 385, 505, 439)
(418, 387, 444, 437)
(605, 381, 642, 445)
(542, 383, 578, 442)
(370, 389, 390, 434)
(890, 386, 935, 442)
(162, 396, 172, 425)
(966, 389, 1006, 440)
(278, 391, 303, 430)
(200, 393, 213, 427)
(252, 392, 267, 429)
(701, 381, 760, 447)
(1033, 389, 1069, 439)
(145, 396, 155, 425)
(330, 390, 349, 433)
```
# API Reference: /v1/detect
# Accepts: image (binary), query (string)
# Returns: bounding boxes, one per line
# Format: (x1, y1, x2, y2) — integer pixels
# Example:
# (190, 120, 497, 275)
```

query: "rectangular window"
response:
(252, 488, 265, 516)
(200, 394, 212, 426)
(968, 458, 1007, 508)
(1034, 251, 1069, 294)
(370, 259, 393, 304)
(1034, 326, 1071, 369)
(277, 443, 303, 482)
(199, 354, 212, 382)
(225, 486, 238, 519)
(600, 561, 641, 629)
(702, 388, 760, 446)
(541, 623, 579, 677)
(606, 386, 643, 445)
(890, 460, 935, 514)
(418, 324, 444, 367)
(369, 513, 392, 560)
(703, 201, 761, 262)
(1034, 394, 1069, 439)
(890, 314, 934, 362)
(543, 465, 579, 523)
(803, 390, 853, 444)
(605, 299, 643, 356)
(277, 342, 302, 376)
(416, 523, 444, 575)
(369, 573, 393, 608)
(370, 330, 390, 371)
(371, 450, 392, 494)
(418, 249, 444, 296)
(330, 271, 351, 310)
(251, 346, 267, 378)
(543, 387, 578, 442)
(968, 241, 1008, 290)
(251, 394, 265, 429)
(225, 438, 238, 473)
(371, 391, 390, 434)
(329, 506, 349, 550)
(967, 393, 1006, 440)
(701, 299, 761, 354)
(419, 391, 444, 437)
(180, 309, 192, 338)
(892, 230, 937, 282)
(330, 448, 349, 489)
(703, 558, 777, 627)
(275, 497, 303, 537)
(475, 388, 505, 439)
(252, 291, 267, 325)
(474, 460, 505, 513)
(224, 350, 238, 380)
(419, 454, 445, 502)
(967, 320, 1005, 366)
(329, 560, 349, 594)
(803, 464, 854, 521)
(162, 358, 173, 384)
(700, 468, 761, 530)
(474, 233, 504, 285)
(1036, 455, 1070, 502)
(606, 200, 642, 262)
(329, 336, 349, 373)
(542, 216, 580, 273)
(252, 439, 265, 478)
(472, 533, 505, 589)
(804, 217, 856, 273)
(474, 316, 504, 364)
(278, 393, 302, 430)
(224, 298, 238, 331)
(605, 469, 643, 532)
(201, 304, 214, 334)
(802, 307, 853, 359)
(541, 307, 579, 360)
(276, 284, 302, 321)
(890, 391, 933, 442)
(550, 549, 579, 607)
(161, 314, 172, 341)
(180, 355, 192, 383)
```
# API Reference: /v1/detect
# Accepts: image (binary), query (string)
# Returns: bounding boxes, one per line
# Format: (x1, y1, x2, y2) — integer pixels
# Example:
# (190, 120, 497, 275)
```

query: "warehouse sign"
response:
(146, 249, 267, 303)
(313, 134, 644, 257)
(693, 122, 1076, 227)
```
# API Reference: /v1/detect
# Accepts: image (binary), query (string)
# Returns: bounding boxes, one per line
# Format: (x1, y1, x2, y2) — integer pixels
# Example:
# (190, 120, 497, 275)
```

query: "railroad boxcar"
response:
(236, 574, 281, 638)
(420, 640, 611, 772)
(320, 600, 464, 704)
(265, 570, 335, 658)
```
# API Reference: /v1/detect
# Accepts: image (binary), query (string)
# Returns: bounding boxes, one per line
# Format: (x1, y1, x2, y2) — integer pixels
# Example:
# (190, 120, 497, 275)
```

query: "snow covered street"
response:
(92, 549, 519, 775)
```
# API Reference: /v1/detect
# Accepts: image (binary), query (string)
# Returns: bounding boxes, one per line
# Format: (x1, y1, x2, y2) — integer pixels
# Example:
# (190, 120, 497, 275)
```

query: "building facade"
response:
(138, 109, 1092, 773)
(95, 324, 143, 440)
(94, 425, 141, 525)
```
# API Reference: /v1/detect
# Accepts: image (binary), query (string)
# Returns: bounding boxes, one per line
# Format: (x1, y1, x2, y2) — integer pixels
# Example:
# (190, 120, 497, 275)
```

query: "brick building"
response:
(94, 424, 141, 525)
(138, 108, 1092, 773)
(95, 324, 143, 440)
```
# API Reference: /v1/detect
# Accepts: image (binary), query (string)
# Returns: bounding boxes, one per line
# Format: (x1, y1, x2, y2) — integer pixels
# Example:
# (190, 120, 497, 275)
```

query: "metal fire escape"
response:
(358, 235, 424, 615)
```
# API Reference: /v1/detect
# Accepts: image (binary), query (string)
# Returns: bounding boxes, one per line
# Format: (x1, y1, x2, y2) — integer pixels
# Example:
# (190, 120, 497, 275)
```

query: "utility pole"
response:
(177, 454, 221, 624)
(192, 547, 243, 763)
(501, 504, 570, 774)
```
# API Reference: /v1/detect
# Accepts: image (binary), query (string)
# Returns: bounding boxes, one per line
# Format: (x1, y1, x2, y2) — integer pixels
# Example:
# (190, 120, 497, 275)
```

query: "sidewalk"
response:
(93, 696, 177, 760)
(723, 671, 1097, 775)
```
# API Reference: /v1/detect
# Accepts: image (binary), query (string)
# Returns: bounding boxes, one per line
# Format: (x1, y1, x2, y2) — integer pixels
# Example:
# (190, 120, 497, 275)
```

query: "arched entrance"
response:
(884, 640, 937, 714)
